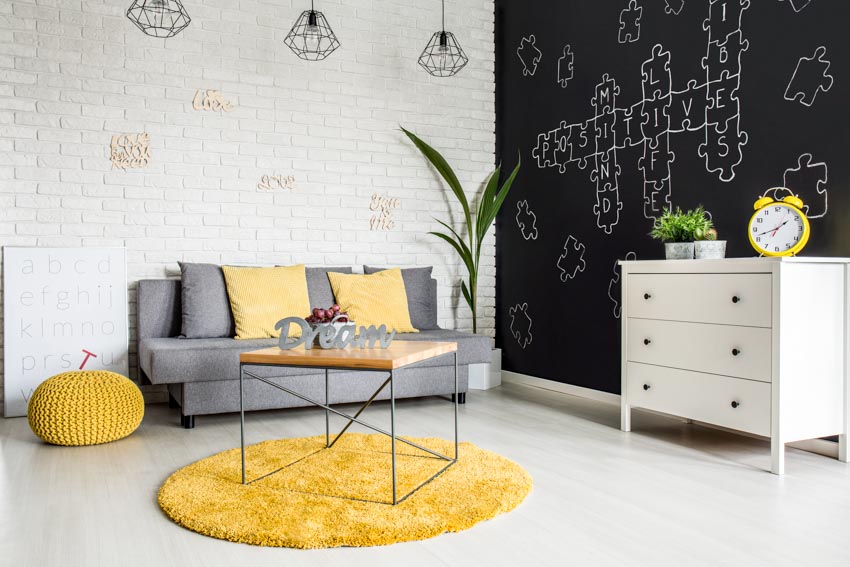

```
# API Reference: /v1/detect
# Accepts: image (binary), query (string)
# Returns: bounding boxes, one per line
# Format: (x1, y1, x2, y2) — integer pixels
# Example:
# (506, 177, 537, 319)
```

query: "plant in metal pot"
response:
(649, 206, 713, 260)
(694, 226, 727, 259)
(402, 127, 520, 334)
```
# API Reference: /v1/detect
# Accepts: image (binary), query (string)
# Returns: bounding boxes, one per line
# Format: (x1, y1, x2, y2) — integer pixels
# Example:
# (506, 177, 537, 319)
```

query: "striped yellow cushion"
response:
(327, 268, 418, 333)
(222, 265, 311, 339)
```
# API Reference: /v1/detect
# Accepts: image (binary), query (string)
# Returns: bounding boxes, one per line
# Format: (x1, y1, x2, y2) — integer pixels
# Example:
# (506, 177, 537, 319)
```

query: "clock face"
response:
(749, 203, 808, 256)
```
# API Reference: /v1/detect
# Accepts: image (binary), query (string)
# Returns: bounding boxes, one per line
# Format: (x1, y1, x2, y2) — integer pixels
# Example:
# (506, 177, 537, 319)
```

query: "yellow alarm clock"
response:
(748, 189, 810, 256)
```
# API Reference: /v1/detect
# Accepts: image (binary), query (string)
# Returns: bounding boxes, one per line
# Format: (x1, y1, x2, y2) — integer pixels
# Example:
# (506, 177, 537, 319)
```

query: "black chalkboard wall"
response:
(495, 0, 850, 394)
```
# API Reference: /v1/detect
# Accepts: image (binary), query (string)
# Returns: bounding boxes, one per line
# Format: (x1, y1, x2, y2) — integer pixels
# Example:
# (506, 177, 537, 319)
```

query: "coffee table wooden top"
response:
(239, 341, 458, 370)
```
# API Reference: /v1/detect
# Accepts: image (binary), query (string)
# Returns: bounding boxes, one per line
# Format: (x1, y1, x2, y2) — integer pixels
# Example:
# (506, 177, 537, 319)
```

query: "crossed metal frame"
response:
(239, 351, 458, 505)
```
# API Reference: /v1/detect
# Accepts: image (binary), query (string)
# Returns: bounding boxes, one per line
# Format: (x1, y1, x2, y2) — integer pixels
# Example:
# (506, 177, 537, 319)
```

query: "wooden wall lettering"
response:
(257, 174, 295, 192)
(369, 193, 400, 230)
(110, 133, 151, 170)
(193, 89, 234, 112)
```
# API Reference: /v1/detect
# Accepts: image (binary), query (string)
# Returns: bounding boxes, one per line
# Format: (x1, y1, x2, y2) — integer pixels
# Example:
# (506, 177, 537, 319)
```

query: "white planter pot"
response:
(469, 348, 502, 390)
(695, 240, 727, 259)
(664, 242, 694, 260)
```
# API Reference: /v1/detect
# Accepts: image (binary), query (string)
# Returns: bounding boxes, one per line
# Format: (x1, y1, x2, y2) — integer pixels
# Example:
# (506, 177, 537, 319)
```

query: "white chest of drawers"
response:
(620, 258, 850, 474)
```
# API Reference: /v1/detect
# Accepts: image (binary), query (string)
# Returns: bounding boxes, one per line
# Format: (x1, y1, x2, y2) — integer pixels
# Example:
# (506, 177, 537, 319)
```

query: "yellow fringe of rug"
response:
(158, 433, 533, 548)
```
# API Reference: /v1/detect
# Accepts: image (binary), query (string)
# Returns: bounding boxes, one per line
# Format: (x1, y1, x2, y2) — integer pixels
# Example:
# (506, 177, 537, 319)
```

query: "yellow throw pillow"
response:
(327, 269, 418, 333)
(222, 265, 311, 339)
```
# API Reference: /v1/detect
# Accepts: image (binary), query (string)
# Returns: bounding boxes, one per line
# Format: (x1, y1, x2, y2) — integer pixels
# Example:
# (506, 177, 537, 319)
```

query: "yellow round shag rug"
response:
(158, 433, 532, 548)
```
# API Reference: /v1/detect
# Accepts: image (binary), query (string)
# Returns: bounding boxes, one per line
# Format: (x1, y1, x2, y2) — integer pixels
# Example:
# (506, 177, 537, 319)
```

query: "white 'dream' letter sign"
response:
(2, 247, 129, 417)
(275, 318, 396, 350)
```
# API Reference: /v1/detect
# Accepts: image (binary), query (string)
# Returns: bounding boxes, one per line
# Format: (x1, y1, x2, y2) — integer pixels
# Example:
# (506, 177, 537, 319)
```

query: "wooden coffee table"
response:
(238, 341, 459, 505)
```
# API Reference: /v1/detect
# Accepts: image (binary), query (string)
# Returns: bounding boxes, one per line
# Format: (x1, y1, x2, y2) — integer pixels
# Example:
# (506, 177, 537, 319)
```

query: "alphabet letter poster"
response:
(2, 247, 129, 417)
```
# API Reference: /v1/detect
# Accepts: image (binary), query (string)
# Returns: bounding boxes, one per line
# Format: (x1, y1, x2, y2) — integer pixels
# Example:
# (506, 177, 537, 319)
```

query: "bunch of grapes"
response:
(305, 304, 350, 324)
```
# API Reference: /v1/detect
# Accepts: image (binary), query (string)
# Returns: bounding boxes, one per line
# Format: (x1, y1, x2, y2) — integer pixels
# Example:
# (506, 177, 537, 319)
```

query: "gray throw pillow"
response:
(178, 262, 235, 338)
(363, 266, 438, 330)
(306, 267, 352, 309)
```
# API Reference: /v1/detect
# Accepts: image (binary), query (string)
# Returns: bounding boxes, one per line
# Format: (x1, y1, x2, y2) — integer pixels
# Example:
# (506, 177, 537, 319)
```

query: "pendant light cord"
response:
(442, 0, 445, 32)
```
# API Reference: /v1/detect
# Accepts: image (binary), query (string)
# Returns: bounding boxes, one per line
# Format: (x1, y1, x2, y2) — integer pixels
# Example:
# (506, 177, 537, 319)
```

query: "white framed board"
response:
(2, 247, 129, 417)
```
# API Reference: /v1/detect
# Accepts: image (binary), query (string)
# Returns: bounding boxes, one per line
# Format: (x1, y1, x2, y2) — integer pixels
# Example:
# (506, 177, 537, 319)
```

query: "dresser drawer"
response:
(626, 363, 770, 436)
(626, 319, 772, 382)
(627, 273, 772, 327)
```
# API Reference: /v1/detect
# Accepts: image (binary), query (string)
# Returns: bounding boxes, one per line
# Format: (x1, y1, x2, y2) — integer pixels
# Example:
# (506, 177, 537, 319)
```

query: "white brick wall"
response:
(0, 0, 496, 406)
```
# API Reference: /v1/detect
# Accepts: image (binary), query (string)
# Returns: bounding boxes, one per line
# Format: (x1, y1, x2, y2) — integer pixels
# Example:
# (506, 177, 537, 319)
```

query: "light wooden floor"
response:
(2, 382, 849, 567)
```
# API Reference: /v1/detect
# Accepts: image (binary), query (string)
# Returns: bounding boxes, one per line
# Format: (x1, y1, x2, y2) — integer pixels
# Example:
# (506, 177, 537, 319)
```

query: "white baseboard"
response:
(501, 371, 619, 405)
(501, 370, 839, 459)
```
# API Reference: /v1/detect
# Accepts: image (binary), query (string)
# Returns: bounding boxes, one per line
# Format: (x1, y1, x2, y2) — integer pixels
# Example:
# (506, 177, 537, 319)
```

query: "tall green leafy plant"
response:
(403, 127, 520, 334)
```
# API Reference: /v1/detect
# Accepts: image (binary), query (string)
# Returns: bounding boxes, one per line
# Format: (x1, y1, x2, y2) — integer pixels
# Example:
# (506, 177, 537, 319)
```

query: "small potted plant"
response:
(694, 227, 727, 259)
(650, 206, 714, 260)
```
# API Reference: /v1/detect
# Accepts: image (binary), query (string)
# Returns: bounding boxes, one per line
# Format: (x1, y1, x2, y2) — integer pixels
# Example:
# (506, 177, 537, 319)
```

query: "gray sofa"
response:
(137, 269, 490, 428)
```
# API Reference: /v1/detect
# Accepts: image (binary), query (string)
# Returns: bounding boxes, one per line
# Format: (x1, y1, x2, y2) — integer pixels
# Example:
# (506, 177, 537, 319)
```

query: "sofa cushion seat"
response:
(140, 328, 490, 386)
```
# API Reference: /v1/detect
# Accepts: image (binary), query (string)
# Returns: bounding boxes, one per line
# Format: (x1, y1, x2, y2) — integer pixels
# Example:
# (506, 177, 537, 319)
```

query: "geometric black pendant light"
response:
(284, 0, 341, 61)
(418, 0, 468, 77)
(126, 0, 191, 38)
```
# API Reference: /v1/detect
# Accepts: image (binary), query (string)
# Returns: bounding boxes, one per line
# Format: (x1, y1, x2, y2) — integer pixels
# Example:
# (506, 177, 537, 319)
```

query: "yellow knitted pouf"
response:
(27, 370, 144, 446)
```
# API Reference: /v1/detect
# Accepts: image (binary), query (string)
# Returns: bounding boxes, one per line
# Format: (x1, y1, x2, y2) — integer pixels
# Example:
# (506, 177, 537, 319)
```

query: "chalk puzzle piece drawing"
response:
(556, 235, 587, 282)
(508, 303, 533, 349)
(608, 252, 637, 318)
(779, 0, 813, 13)
(665, 0, 685, 15)
(698, 115, 748, 182)
(517, 35, 542, 77)
(703, 29, 749, 83)
(557, 44, 574, 88)
(614, 103, 643, 148)
(705, 69, 743, 131)
(619, 0, 642, 44)
(644, 179, 673, 220)
(532, 131, 555, 168)
(783, 153, 828, 218)
(515, 200, 539, 240)
(704, 0, 751, 46)
(669, 80, 707, 133)
(785, 46, 833, 107)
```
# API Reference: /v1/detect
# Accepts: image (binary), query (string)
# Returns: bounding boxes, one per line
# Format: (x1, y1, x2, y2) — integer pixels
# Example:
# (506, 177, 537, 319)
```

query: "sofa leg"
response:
(181, 415, 195, 429)
(451, 393, 466, 405)
(168, 393, 179, 409)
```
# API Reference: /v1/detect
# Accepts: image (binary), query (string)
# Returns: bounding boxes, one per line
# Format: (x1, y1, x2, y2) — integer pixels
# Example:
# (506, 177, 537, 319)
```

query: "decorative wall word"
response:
(2, 247, 129, 417)
(533, 0, 750, 232)
(192, 89, 235, 112)
(369, 193, 400, 230)
(257, 174, 296, 192)
(110, 133, 151, 170)
(275, 317, 396, 350)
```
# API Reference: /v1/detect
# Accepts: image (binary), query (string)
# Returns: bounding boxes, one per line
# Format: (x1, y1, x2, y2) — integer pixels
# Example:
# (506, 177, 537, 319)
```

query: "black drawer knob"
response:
(644, 293, 652, 300)
(731, 401, 740, 409)
(732, 296, 741, 303)
(643, 384, 651, 391)
(644, 338, 652, 345)
(732, 348, 741, 356)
